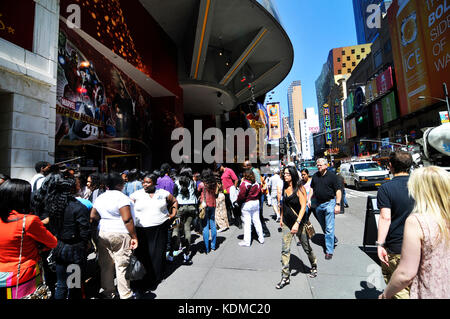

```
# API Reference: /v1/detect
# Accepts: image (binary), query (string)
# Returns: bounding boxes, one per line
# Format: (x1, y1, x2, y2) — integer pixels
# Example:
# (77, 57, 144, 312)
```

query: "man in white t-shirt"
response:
(269, 168, 283, 222)
(30, 161, 51, 191)
(90, 172, 138, 299)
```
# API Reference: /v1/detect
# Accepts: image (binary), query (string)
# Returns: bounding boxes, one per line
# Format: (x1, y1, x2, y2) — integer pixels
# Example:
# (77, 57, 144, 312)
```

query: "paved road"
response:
(147, 187, 385, 299)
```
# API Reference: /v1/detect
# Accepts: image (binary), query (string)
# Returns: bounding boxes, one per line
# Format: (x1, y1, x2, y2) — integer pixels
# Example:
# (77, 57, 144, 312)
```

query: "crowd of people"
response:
(0, 150, 449, 299)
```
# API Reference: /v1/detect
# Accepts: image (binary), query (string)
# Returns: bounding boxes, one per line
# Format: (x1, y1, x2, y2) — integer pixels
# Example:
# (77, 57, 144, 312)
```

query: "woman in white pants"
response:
(236, 169, 264, 247)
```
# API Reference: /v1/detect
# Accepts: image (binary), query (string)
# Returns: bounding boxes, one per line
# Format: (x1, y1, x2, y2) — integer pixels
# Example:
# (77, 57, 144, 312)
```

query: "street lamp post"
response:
(418, 82, 450, 120)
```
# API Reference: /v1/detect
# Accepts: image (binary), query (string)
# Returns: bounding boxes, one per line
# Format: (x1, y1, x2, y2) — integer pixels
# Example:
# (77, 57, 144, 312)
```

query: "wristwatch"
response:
(375, 241, 385, 247)
(296, 220, 301, 225)
(336, 203, 341, 206)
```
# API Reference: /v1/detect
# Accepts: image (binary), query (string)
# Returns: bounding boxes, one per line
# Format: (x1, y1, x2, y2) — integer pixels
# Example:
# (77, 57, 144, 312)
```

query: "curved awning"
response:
(139, 0, 293, 115)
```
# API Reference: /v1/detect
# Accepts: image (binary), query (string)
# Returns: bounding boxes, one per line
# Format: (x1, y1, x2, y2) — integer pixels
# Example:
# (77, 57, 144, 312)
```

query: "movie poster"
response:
(56, 30, 153, 147)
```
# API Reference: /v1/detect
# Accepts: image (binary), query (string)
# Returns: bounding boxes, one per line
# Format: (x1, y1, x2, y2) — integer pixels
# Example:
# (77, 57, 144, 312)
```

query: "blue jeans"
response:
(343, 189, 348, 206)
(315, 199, 336, 254)
(202, 207, 217, 253)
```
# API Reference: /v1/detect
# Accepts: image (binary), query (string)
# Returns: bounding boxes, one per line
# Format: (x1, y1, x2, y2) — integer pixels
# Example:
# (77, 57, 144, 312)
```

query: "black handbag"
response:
(125, 252, 146, 281)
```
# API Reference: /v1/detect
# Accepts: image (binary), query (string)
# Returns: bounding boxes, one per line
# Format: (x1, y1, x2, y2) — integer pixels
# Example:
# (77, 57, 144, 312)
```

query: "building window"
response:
(357, 55, 361, 59)
(342, 50, 345, 55)
(374, 49, 383, 68)
(338, 69, 341, 74)
(347, 68, 351, 73)
(384, 40, 392, 53)
(342, 62, 346, 67)
(351, 49, 355, 54)
(361, 47, 365, 53)
(352, 61, 356, 66)
(337, 57, 341, 62)
(347, 56, 350, 61)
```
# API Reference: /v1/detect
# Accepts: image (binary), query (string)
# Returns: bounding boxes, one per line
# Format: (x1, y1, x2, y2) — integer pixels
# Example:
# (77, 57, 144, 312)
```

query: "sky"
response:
(264, 0, 358, 118)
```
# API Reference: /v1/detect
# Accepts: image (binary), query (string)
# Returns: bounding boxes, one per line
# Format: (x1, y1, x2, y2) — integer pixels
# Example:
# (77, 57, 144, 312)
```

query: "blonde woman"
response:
(379, 166, 450, 299)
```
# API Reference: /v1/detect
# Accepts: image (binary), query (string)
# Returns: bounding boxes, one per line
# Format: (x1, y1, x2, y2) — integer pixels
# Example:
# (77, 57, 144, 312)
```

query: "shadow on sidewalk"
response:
(355, 281, 383, 299)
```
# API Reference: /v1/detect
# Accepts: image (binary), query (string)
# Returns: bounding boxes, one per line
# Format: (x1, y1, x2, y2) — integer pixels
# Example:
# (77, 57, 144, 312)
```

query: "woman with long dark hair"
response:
(43, 173, 91, 299)
(171, 167, 197, 264)
(0, 179, 57, 299)
(129, 173, 177, 294)
(276, 166, 317, 289)
(198, 169, 217, 253)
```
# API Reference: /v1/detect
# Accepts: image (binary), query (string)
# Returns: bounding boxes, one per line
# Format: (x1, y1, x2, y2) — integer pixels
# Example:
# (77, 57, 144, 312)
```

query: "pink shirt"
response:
(221, 168, 237, 193)
(199, 182, 216, 207)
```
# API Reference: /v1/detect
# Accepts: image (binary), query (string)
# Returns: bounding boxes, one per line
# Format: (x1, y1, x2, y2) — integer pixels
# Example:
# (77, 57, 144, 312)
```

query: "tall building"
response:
(353, 0, 393, 45)
(315, 44, 371, 156)
(300, 108, 319, 160)
(287, 80, 304, 155)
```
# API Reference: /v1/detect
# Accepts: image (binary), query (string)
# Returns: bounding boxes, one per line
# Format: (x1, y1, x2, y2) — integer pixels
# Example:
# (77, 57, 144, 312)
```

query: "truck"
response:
(414, 123, 450, 171)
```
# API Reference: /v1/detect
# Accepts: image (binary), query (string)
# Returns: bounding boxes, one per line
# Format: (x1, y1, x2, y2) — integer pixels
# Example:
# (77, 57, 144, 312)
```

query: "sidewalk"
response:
(151, 204, 385, 299)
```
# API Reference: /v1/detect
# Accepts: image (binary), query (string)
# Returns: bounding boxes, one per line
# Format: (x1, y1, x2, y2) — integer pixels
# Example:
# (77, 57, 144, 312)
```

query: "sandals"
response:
(309, 266, 318, 278)
(275, 277, 290, 289)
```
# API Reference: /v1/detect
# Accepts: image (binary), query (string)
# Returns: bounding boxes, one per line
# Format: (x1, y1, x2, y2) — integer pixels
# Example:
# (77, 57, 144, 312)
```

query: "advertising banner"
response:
(267, 103, 281, 140)
(382, 92, 398, 123)
(345, 119, 352, 139)
(347, 92, 354, 114)
(350, 118, 357, 138)
(372, 101, 384, 127)
(440, 111, 450, 124)
(388, 0, 450, 116)
(376, 66, 394, 95)
(56, 27, 153, 147)
(365, 78, 378, 103)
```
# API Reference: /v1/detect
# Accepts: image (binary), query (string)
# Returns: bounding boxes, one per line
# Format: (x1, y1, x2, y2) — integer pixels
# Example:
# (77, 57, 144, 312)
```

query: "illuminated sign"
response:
(323, 104, 332, 145)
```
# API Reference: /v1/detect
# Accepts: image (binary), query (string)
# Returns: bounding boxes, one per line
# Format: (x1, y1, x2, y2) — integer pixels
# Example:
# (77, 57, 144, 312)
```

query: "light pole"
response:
(418, 82, 450, 121)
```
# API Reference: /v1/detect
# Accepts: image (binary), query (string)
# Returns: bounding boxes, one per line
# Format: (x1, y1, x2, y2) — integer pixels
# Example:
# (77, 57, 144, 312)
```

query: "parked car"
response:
(339, 161, 390, 190)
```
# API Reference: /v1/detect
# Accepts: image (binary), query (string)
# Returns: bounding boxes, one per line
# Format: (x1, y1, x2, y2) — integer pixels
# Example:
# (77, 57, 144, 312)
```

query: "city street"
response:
(144, 187, 385, 300)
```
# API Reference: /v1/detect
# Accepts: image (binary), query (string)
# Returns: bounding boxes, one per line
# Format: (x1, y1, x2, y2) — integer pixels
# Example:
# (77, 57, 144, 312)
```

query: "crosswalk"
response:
(344, 188, 375, 199)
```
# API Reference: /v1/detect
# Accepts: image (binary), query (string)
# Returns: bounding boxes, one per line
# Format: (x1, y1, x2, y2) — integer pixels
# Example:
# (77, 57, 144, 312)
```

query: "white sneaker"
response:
(258, 238, 265, 244)
(217, 227, 228, 233)
(238, 241, 250, 247)
(275, 217, 280, 223)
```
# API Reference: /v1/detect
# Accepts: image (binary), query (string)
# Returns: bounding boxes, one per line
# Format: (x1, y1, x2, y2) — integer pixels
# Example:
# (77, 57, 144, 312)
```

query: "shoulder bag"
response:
(285, 204, 316, 239)
(16, 216, 52, 299)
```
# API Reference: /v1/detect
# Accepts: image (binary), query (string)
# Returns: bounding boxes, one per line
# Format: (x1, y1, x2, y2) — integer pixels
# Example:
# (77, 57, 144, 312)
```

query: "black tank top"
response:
(283, 188, 302, 218)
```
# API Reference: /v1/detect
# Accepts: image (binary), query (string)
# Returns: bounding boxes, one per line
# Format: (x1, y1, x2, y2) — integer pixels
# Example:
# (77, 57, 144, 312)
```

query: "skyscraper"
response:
(287, 81, 304, 155)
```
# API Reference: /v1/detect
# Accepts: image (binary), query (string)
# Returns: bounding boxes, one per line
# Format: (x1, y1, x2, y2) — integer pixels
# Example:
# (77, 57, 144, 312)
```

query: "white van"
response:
(339, 161, 390, 190)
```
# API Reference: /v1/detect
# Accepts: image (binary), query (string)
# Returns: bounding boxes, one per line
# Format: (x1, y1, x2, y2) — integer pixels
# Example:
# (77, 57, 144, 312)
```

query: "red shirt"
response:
(237, 180, 261, 203)
(221, 168, 237, 193)
(198, 182, 216, 207)
(0, 211, 57, 286)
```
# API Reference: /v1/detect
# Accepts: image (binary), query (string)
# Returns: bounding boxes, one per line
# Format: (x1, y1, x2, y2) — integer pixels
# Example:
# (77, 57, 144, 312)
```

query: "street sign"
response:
(363, 195, 380, 250)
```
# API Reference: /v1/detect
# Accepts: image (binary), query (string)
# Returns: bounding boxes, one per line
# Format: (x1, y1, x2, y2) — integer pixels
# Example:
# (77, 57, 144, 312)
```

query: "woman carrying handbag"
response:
(276, 166, 318, 290)
(0, 179, 57, 299)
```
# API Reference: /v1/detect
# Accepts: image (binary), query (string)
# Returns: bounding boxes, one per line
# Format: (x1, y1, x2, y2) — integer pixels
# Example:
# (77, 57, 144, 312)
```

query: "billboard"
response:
(372, 101, 384, 127)
(376, 66, 394, 94)
(365, 78, 378, 103)
(267, 103, 282, 140)
(382, 91, 398, 123)
(350, 117, 357, 138)
(388, 0, 450, 116)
